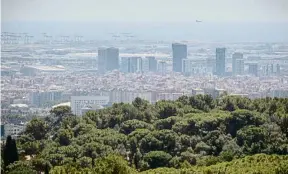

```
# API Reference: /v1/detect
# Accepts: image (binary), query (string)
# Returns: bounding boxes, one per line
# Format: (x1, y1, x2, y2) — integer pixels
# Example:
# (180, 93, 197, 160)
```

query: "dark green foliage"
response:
(154, 116, 180, 130)
(275, 163, 288, 174)
(30, 158, 51, 173)
(21, 140, 40, 156)
(180, 150, 197, 165)
(77, 156, 92, 168)
(279, 115, 288, 137)
(56, 128, 73, 146)
(44, 162, 50, 174)
(227, 109, 264, 137)
(222, 98, 236, 111)
(6, 161, 37, 174)
(220, 139, 242, 161)
(50, 106, 72, 118)
(50, 106, 73, 131)
(13, 97, 288, 173)
(156, 101, 178, 119)
(176, 95, 189, 105)
(197, 155, 222, 166)
(4, 136, 19, 170)
(189, 95, 215, 112)
(132, 97, 149, 110)
(236, 126, 267, 154)
(143, 151, 172, 169)
(141, 154, 288, 174)
(25, 118, 48, 140)
(120, 119, 153, 134)
(93, 155, 135, 174)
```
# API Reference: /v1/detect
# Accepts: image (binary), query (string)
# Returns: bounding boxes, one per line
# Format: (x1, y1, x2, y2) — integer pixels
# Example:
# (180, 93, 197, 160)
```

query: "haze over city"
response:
(1, 0, 288, 173)
(2, 0, 288, 42)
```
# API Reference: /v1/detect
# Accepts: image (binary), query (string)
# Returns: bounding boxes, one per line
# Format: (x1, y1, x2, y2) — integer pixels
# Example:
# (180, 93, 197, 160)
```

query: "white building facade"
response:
(71, 96, 110, 116)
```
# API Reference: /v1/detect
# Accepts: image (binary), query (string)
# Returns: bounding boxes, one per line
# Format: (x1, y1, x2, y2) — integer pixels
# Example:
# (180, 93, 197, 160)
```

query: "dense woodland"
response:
(2, 95, 288, 174)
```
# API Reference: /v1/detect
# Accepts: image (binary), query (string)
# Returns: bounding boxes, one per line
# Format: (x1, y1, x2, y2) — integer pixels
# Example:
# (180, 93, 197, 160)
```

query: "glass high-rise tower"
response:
(215, 48, 226, 76)
(106, 47, 119, 71)
(98, 47, 119, 73)
(172, 43, 187, 72)
(232, 52, 244, 75)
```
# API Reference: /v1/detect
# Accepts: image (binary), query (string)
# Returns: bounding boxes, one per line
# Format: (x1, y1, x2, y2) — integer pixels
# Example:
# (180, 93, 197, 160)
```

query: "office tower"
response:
(141, 58, 149, 73)
(98, 48, 107, 73)
(30, 90, 63, 107)
(147, 56, 157, 72)
(98, 47, 119, 73)
(129, 57, 136, 73)
(206, 57, 216, 74)
(120, 57, 142, 73)
(120, 57, 130, 73)
(138, 57, 143, 73)
(182, 59, 195, 75)
(235, 58, 244, 75)
(215, 48, 226, 76)
(172, 43, 187, 72)
(142, 56, 157, 73)
(232, 52, 244, 75)
(106, 47, 119, 71)
(130, 57, 141, 73)
(158, 61, 167, 74)
(248, 63, 258, 76)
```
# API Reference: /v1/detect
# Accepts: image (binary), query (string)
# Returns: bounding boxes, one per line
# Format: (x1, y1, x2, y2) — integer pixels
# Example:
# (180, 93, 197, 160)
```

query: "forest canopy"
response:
(2, 95, 288, 174)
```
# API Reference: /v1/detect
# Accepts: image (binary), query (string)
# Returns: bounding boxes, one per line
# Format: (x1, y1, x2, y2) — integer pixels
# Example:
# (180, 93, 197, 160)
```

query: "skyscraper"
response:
(120, 57, 130, 73)
(232, 52, 244, 75)
(106, 47, 119, 71)
(147, 56, 157, 72)
(215, 48, 226, 76)
(138, 57, 143, 73)
(98, 47, 119, 73)
(141, 58, 149, 73)
(172, 43, 187, 72)
(120, 57, 142, 73)
(158, 61, 167, 74)
(130, 57, 141, 73)
(206, 57, 216, 74)
(98, 47, 107, 73)
(182, 59, 195, 75)
(248, 63, 258, 76)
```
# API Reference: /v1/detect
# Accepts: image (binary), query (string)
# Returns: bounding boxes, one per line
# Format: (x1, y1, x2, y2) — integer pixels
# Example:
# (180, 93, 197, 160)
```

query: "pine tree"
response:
(3, 135, 19, 170)
(44, 163, 50, 174)
(11, 139, 19, 162)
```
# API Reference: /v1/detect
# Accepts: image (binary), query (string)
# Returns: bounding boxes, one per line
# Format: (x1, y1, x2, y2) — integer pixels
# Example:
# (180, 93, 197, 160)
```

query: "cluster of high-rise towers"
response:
(97, 47, 159, 74)
(172, 44, 244, 76)
(97, 43, 247, 76)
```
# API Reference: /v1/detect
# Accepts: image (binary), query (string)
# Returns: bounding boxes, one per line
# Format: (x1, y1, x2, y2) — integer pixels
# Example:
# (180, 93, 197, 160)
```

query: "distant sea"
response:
(2, 21, 288, 42)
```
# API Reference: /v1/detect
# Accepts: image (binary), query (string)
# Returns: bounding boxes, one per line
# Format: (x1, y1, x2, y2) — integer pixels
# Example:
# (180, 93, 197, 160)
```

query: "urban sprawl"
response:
(1, 33, 288, 138)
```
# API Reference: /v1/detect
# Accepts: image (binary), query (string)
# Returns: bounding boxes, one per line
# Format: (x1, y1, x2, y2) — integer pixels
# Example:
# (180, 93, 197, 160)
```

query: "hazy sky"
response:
(2, 0, 288, 22)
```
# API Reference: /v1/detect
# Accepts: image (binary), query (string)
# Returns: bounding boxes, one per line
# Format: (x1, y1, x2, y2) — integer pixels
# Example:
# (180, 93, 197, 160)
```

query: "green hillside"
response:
(2, 95, 288, 174)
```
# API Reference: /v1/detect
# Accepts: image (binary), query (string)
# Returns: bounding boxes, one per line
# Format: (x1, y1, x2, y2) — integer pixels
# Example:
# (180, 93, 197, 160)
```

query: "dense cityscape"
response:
(1, 0, 288, 173)
(1, 34, 288, 121)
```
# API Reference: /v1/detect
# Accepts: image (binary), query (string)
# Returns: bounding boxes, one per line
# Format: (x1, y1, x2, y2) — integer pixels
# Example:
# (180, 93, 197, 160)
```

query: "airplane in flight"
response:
(196, 20, 202, 23)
